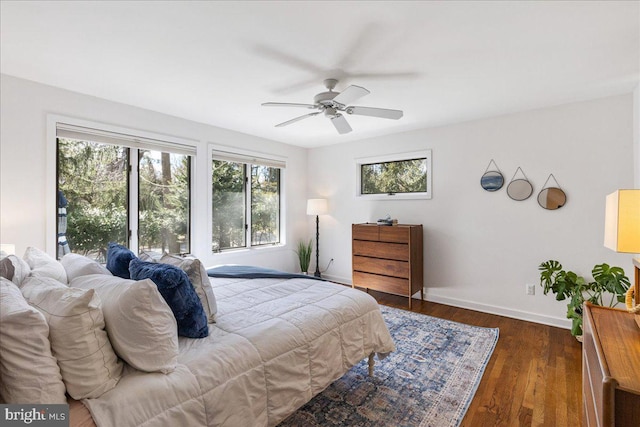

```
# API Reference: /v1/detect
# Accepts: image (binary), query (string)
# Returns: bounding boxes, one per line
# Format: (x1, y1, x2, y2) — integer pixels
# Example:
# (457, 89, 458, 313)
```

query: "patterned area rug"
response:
(278, 305, 499, 427)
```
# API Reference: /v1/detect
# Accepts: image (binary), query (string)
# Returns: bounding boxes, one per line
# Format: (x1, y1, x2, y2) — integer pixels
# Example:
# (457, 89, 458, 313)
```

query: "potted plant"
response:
(538, 260, 630, 338)
(295, 240, 313, 274)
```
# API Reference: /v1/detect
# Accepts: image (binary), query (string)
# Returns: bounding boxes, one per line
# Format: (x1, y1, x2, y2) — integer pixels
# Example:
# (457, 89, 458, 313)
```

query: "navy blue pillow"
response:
(129, 258, 209, 338)
(106, 242, 137, 279)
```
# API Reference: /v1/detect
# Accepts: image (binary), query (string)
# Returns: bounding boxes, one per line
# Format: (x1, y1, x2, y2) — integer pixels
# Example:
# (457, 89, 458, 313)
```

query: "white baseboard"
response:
(322, 274, 352, 285)
(421, 292, 571, 330)
(323, 274, 571, 330)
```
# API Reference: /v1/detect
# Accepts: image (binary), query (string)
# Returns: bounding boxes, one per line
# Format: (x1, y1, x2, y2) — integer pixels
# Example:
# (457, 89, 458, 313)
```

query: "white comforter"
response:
(83, 277, 395, 427)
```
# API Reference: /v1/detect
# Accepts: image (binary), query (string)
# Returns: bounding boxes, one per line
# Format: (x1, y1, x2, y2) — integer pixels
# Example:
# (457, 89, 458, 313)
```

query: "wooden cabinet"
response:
(351, 223, 423, 308)
(582, 303, 640, 427)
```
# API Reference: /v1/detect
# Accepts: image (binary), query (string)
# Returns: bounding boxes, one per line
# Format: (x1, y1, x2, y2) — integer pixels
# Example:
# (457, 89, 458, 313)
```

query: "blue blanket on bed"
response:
(207, 265, 324, 281)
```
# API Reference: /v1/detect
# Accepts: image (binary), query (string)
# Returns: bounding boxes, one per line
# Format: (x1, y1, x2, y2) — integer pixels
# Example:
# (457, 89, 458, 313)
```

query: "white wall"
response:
(0, 75, 308, 272)
(308, 94, 635, 328)
(2, 74, 636, 328)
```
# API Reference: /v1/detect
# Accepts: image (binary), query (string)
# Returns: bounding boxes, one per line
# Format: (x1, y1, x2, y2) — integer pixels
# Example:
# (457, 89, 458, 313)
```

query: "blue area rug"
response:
(278, 305, 499, 427)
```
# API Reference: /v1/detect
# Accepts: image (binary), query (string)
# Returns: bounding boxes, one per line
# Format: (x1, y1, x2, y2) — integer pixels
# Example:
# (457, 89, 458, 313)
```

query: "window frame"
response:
(47, 115, 198, 257)
(355, 150, 432, 200)
(209, 144, 286, 254)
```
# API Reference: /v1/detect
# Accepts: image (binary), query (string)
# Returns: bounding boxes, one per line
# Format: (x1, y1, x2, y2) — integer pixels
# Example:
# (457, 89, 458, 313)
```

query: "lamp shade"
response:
(306, 199, 328, 216)
(604, 189, 640, 253)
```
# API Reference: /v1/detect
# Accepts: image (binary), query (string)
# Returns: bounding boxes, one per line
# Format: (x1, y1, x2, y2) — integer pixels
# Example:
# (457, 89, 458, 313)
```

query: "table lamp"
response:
(604, 189, 640, 328)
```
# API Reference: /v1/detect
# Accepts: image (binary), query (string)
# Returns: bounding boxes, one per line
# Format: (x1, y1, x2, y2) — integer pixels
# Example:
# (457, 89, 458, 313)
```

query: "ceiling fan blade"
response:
(346, 106, 403, 120)
(275, 112, 321, 127)
(262, 102, 317, 109)
(332, 85, 370, 105)
(331, 114, 352, 134)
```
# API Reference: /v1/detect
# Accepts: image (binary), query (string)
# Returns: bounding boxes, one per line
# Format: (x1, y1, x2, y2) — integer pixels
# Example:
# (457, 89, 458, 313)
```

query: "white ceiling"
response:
(1, 1, 639, 148)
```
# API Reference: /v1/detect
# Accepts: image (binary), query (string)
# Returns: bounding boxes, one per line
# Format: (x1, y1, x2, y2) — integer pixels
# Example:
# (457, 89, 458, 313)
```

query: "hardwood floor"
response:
(369, 291, 583, 427)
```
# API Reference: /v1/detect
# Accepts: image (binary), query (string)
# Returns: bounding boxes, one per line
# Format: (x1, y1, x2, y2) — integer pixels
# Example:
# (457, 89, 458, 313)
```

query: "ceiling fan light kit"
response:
(262, 79, 403, 134)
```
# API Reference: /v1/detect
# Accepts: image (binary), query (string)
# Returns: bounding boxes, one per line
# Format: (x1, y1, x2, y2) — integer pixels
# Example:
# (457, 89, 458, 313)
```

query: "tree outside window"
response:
(361, 158, 427, 195)
(212, 159, 281, 252)
(57, 138, 190, 260)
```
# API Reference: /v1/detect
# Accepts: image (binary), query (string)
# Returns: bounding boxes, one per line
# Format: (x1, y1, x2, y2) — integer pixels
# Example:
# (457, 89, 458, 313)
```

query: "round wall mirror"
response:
(537, 187, 566, 210)
(507, 179, 533, 201)
(480, 171, 504, 191)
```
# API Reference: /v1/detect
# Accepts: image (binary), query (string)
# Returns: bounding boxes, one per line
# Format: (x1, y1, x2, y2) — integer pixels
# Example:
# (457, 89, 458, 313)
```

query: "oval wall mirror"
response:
(537, 187, 566, 210)
(507, 179, 533, 201)
(481, 171, 504, 191)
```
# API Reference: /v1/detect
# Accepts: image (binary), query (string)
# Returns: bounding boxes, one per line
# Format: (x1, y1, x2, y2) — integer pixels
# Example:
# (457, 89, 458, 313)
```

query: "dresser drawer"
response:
(352, 240, 409, 261)
(353, 255, 410, 278)
(352, 224, 412, 243)
(353, 271, 409, 296)
(379, 226, 410, 243)
(352, 225, 379, 241)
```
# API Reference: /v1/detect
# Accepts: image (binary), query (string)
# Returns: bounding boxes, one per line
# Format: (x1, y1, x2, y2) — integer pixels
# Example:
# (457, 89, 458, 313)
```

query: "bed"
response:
(73, 270, 395, 427)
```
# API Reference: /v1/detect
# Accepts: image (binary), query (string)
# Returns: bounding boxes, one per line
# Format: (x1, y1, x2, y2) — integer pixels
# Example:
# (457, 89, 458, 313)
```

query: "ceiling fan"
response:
(262, 79, 403, 135)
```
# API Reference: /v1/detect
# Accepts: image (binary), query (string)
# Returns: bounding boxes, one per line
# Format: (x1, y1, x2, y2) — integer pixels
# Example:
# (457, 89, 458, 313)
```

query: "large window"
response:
(57, 139, 129, 260)
(55, 123, 193, 261)
(356, 150, 432, 200)
(211, 149, 283, 252)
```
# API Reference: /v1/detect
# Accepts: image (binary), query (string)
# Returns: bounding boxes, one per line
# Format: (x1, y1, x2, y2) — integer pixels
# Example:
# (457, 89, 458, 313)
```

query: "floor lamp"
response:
(307, 199, 328, 278)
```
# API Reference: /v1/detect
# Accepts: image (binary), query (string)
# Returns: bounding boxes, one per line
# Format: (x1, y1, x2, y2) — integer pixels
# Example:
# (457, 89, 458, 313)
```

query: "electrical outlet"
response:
(526, 283, 535, 296)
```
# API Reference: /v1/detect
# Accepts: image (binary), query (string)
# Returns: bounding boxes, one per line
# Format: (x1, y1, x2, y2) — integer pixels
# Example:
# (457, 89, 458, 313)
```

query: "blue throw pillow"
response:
(106, 242, 136, 279)
(129, 258, 209, 338)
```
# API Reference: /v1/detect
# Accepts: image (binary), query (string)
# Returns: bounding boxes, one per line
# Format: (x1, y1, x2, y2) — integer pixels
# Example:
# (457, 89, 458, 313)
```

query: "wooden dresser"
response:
(582, 303, 640, 426)
(351, 223, 423, 308)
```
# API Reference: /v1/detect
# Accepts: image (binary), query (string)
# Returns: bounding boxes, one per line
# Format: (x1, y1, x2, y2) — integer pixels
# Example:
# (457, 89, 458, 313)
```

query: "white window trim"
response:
(355, 150, 432, 201)
(208, 143, 287, 254)
(46, 114, 199, 256)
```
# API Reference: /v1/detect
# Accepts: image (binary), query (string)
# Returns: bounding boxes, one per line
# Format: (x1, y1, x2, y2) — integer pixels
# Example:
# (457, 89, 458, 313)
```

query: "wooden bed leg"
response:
(368, 353, 375, 376)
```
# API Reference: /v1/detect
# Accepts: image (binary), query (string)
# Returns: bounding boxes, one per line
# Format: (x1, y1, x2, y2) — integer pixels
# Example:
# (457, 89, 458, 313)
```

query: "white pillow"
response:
(0, 278, 67, 404)
(61, 253, 111, 282)
(160, 253, 217, 323)
(23, 247, 67, 284)
(20, 276, 123, 399)
(71, 274, 179, 374)
(138, 250, 162, 262)
(0, 254, 31, 286)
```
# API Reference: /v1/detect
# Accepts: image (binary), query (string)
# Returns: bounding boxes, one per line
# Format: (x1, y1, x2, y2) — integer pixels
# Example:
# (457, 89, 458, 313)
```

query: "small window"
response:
(356, 151, 432, 200)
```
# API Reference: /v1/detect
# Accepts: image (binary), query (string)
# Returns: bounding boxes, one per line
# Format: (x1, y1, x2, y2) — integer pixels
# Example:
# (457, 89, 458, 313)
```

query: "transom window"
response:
(356, 150, 432, 200)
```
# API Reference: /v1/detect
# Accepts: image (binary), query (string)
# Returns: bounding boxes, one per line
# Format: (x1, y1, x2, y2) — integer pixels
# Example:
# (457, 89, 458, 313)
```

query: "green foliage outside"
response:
(361, 158, 427, 195)
(211, 160, 246, 251)
(251, 165, 280, 246)
(57, 139, 128, 261)
(57, 139, 190, 260)
(211, 160, 280, 252)
(138, 150, 190, 254)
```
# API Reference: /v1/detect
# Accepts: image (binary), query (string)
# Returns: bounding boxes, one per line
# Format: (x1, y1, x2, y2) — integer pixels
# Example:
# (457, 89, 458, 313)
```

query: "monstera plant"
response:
(538, 260, 630, 337)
